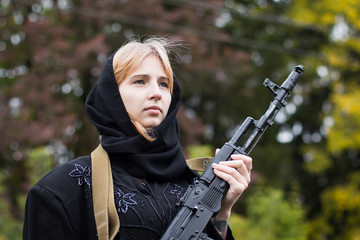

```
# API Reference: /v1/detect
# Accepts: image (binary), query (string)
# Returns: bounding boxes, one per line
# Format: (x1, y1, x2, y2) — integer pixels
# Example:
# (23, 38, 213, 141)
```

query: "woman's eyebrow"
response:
(130, 74, 169, 80)
(159, 76, 170, 81)
(129, 74, 150, 79)
(129, 74, 169, 82)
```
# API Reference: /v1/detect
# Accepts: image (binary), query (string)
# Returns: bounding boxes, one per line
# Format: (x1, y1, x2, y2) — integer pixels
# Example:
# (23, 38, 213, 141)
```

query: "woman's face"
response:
(119, 55, 172, 128)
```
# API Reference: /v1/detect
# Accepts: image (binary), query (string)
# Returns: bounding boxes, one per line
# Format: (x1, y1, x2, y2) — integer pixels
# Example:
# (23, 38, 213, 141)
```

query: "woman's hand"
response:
(213, 151, 252, 212)
(210, 150, 252, 238)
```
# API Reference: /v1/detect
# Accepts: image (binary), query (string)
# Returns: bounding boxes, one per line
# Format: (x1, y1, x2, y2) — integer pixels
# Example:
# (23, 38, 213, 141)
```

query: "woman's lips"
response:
(145, 105, 162, 114)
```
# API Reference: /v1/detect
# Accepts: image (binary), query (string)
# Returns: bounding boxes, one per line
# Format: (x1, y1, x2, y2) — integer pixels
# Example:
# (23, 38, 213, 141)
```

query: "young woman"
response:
(23, 37, 252, 240)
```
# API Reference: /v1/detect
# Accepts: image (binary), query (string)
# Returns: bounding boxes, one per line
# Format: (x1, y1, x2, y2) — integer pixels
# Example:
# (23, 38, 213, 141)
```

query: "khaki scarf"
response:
(91, 144, 212, 240)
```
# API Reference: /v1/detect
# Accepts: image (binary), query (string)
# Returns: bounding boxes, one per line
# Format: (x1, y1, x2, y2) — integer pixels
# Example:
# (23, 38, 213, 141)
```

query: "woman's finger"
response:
(214, 160, 251, 184)
(217, 154, 252, 172)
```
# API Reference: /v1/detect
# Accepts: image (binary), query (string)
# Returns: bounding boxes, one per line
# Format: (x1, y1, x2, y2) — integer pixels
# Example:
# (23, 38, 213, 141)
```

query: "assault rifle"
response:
(160, 65, 305, 240)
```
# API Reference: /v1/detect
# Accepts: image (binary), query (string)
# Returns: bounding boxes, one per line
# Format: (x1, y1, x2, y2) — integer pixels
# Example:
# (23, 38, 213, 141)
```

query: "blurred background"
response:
(1, 0, 360, 239)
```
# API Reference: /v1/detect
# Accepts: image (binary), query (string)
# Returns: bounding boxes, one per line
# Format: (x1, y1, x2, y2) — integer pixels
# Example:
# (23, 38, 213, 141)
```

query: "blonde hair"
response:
(113, 37, 179, 141)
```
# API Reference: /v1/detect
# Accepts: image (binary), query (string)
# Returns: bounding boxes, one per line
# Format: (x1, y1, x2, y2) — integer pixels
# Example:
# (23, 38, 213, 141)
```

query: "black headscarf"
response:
(85, 52, 188, 181)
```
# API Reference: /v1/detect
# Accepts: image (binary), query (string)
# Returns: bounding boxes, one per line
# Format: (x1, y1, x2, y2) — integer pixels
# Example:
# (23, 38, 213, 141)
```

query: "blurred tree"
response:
(308, 173, 360, 240)
(287, 0, 360, 239)
(0, 0, 108, 218)
(0, 146, 53, 240)
(229, 187, 308, 240)
(0, 169, 24, 240)
(327, 83, 360, 153)
(215, 0, 326, 198)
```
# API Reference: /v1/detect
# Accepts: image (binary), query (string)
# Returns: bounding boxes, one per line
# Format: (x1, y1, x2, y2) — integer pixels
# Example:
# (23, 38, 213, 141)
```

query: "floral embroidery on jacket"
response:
(170, 184, 183, 200)
(115, 188, 137, 213)
(69, 164, 91, 187)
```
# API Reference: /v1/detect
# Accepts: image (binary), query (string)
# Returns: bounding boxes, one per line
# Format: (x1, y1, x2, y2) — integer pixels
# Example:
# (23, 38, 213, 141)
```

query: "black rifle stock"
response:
(161, 65, 305, 240)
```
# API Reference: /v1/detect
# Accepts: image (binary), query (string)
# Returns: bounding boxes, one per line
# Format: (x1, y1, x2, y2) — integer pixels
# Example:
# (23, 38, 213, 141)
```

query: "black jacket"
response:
(23, 155, 233, 240)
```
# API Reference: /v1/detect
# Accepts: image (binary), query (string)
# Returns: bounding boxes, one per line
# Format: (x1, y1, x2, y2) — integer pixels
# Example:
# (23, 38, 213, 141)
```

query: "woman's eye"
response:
(159, 82, 169, 88)
(134, 80, 145, 85)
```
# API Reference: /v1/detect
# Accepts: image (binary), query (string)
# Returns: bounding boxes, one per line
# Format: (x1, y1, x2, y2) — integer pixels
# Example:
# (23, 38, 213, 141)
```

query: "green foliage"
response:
(302, 145, 332, 174)
(26, 146, 55, 186)
(186, 144, 214, 159)
(308, 173, 360, 240)
(0, 174, 24, 240)
(287, 2, 360, 239)
(229, 187, 308, 240)
(228, 213, 247, 239)
(0, 147, 53, 239)
(327, 83, 360, 153)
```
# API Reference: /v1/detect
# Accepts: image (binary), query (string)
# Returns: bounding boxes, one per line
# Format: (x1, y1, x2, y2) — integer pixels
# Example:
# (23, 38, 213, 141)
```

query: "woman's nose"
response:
(149, 81, 162, 99)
